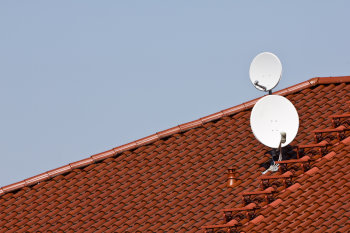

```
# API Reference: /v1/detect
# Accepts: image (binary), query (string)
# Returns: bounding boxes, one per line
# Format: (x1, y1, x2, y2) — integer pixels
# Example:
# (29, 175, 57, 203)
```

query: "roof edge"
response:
(1, 76, 349, 196)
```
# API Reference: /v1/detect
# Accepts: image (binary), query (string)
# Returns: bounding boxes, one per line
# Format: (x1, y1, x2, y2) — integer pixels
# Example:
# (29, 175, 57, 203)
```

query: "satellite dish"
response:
(249, 52, 282, 92)
(250, 95, 299, 148)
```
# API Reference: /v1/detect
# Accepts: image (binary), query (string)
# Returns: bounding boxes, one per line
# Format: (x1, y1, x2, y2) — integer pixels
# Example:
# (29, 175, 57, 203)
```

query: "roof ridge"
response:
(1, 76, 350, 196)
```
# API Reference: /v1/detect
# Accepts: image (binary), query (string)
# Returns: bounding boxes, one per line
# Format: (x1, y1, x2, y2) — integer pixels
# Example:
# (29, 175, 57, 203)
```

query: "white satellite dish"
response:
(249, 52, 282, 92)
(250, 95, 299, 148)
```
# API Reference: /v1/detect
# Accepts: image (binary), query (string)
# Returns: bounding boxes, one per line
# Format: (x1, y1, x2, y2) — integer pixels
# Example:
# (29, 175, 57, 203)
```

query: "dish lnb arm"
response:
(254, 80, 267, 91)
(280, 132, 286, 144)
(278, 132, 286, 161)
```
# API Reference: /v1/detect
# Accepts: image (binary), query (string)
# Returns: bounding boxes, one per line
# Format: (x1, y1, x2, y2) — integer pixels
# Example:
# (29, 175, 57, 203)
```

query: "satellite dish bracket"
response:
(262, 132, 287, 174)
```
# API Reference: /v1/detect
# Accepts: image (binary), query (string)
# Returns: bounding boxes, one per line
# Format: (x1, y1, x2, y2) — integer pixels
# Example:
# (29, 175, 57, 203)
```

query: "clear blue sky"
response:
(0, 1, 349, 186)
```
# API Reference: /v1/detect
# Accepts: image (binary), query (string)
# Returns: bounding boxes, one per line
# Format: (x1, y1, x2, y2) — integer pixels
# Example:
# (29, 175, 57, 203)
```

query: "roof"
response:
(242, 141, 350, 233)
(0, 76, 349, 232)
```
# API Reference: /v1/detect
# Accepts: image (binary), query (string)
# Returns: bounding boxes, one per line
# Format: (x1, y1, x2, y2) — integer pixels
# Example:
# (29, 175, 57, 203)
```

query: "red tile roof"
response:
(243, 142, 350, 233)
(0, 76, 349, 232)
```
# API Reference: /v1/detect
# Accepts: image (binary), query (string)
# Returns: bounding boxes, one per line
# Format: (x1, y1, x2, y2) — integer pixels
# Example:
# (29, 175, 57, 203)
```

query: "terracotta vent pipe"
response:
(227, 168, 240, 187)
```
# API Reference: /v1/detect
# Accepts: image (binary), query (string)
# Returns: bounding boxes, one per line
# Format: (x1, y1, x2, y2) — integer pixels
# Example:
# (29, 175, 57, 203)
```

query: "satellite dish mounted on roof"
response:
(249, 52, 282, 94)
(250, 95, 299, 149)
(249, 52, 299, 173)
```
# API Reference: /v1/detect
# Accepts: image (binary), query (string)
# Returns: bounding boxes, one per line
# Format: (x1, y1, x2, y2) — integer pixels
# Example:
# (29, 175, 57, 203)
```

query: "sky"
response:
(0, 1, 349, 186)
